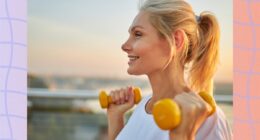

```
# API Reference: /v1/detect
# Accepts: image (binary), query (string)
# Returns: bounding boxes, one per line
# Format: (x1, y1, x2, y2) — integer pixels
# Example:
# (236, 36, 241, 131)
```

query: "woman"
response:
(106, 0, 232, 139)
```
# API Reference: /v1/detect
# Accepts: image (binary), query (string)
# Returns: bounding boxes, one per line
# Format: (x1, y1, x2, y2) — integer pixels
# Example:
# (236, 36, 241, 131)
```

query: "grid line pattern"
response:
(0, 0, 27, 140)
(234, 0, 260, 139)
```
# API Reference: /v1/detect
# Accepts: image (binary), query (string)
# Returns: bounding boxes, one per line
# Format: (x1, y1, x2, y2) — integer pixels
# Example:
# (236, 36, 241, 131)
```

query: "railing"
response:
(28, 88, 99, 99)
(28, 88, 233, 103)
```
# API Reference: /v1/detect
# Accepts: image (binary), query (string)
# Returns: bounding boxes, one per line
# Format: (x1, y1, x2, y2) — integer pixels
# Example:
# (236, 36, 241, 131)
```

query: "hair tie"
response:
(196, 15, 201, 22)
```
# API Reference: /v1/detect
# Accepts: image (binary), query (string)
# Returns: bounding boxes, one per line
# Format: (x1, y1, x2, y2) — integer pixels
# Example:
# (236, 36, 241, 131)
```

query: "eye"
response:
(134, 31, 142, 38)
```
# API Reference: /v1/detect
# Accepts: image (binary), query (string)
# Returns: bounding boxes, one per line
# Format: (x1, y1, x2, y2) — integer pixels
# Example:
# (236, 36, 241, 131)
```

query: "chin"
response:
(127, 68, 143, 75)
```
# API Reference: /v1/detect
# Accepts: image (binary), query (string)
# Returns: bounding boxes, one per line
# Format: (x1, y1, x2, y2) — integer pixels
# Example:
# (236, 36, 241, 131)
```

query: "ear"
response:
(172, 29, 185, 51)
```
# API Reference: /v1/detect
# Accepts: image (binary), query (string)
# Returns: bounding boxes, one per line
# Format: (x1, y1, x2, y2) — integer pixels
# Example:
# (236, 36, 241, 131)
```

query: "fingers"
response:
(127, 86, 135, 104)
(173, 92, 212, 117)
(110, 86, 133, 105)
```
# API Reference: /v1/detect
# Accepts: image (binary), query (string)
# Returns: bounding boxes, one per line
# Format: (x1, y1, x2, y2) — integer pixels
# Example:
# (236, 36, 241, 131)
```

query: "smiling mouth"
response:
(128, 55, 140, 61)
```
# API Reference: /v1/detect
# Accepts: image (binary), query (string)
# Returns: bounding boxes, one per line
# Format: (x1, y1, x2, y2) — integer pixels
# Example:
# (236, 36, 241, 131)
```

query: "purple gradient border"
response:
(0, 0, 27, 140)
(1, 0, 260, 139)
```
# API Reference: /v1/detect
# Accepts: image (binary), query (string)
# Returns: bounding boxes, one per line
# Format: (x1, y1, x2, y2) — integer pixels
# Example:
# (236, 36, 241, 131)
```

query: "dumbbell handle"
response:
(152, 91, 216, 130)
(99, 87, 142, 109)
(106, 96, 113, 104)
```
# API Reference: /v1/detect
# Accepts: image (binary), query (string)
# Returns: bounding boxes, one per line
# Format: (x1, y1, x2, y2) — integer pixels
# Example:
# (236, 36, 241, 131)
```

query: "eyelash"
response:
(134, 31, 142, 38)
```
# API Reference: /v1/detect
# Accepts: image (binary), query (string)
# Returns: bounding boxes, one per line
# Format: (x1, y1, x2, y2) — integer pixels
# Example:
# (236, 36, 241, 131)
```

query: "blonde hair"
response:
(140, 0, 220, 95)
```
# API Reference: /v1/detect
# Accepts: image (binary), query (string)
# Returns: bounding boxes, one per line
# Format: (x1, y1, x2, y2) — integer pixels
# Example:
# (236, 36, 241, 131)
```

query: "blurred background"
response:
(28, 0, 232, 140)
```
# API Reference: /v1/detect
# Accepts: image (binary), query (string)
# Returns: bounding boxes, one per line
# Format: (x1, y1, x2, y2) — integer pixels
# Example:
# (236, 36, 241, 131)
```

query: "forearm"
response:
(108, 114, 125, 140)
(169, 131, 195, 140)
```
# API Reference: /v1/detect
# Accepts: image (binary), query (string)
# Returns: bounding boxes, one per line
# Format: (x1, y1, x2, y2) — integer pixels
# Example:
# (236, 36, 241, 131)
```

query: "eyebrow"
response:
(128, 25, 145, 33)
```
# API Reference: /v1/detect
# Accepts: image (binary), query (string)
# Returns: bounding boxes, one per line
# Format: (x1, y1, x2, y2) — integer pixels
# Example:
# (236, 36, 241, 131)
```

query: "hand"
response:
(107, 86, 135, 117)
(169, 92, 212, 140)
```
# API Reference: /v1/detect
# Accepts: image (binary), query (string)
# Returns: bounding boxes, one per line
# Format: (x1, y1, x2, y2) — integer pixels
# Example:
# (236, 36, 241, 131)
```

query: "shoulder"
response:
(214, 106, 233, 139)
(196, 106, 233, 140)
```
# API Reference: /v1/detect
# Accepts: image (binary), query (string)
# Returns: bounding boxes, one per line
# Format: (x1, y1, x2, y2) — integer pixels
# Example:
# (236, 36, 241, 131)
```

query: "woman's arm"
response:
(106, 87, 135, 140)
(170, 133, 194, 140)
(107, 113, 124, 140)
(169, 92, 213, 140)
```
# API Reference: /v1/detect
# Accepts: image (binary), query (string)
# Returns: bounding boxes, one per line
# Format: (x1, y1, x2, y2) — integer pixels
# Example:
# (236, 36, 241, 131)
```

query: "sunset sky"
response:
(29, 0, 232, 83)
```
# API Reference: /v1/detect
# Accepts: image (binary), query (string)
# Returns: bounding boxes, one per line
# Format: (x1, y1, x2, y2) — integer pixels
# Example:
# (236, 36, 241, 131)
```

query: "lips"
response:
(128, 55, 139, 64)
(128, 55, 139, 60)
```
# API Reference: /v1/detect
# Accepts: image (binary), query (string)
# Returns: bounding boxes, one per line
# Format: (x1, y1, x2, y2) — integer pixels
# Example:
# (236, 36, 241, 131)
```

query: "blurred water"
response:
(28, 100, 232, 140)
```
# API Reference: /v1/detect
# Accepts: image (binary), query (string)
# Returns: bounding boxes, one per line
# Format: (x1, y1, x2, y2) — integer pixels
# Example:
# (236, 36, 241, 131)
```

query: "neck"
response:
(145, 63, 190, 113)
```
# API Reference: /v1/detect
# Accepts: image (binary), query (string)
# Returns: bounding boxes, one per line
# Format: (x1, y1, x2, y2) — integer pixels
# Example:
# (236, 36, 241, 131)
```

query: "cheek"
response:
(140, 50, 170, 72)
(133, 40, 171, 72)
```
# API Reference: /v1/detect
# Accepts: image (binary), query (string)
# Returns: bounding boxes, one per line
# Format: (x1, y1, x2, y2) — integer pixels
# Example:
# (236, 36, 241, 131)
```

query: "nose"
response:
(121, 41, 132, 53)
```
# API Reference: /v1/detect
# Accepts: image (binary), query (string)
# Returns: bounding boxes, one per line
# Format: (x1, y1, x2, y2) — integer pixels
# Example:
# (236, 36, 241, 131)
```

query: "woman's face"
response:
(121, 11, 172, 75)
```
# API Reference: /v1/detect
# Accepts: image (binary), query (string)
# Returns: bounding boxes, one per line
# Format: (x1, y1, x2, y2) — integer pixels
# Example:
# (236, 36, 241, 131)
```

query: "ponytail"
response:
(189, 12, 220, 95)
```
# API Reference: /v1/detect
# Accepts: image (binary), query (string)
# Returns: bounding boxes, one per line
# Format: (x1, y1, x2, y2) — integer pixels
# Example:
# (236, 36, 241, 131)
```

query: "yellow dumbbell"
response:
(152, 91, 216, 130)
(99, 87, 142, 109)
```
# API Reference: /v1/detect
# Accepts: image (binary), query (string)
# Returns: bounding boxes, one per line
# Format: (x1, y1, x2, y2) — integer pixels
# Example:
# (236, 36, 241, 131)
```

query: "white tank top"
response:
(116, 95, 233, 140)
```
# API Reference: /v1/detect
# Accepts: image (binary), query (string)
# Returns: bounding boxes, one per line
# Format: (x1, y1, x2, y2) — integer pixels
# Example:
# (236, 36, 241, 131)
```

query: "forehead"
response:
(129, 11, 153, 31)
